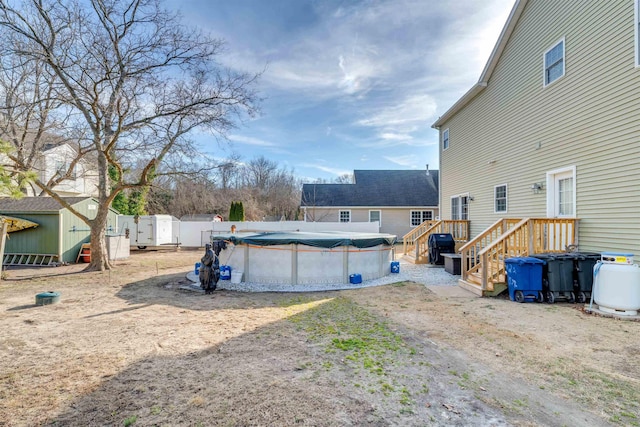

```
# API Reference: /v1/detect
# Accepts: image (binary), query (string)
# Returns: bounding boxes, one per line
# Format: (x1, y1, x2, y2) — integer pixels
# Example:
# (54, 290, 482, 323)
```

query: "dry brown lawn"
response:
(1, 248, 639, 426)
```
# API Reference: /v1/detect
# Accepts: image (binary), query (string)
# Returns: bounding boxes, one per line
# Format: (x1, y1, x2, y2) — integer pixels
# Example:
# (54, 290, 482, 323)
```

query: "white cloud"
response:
(228, 135, 277, 147)
(301, 163, 352, 177)
(356, 93, 438, 131)
(380, 133, 413, 141)
(383, 155, 422, 167)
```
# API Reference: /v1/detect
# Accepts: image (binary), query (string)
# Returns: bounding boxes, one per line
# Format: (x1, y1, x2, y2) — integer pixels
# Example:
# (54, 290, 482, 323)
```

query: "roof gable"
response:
(301, 170, 439, 207)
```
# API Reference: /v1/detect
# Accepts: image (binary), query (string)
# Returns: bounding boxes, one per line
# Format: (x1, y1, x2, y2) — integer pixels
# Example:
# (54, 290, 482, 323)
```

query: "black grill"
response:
(428, 233, 456, 265)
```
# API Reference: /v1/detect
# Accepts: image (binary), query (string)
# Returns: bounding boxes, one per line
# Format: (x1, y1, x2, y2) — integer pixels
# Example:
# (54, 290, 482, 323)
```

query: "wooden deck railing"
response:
(461, 218, 579, 292)
(403, 220, 469, 264)
(460, 218, 522, 286)
(403, 220, 438, 257)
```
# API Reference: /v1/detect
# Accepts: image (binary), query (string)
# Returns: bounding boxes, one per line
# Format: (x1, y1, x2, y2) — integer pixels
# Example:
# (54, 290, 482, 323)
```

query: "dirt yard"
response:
(1, 248, 639, 426)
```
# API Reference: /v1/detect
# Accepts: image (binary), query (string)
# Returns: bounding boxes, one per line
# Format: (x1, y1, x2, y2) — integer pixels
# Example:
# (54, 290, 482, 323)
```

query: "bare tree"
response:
(334, 173, 354, 184)
(0, 0, 259, 270)
(145, 154, 301, 221)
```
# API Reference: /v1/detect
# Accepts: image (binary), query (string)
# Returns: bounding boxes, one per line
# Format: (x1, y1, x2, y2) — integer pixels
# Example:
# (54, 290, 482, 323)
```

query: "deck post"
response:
(481, 252, 489, 291)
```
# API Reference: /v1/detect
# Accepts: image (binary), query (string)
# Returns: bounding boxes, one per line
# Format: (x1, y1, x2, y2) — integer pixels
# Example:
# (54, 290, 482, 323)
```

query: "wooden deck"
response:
(404, 217, 579, 297)
(460, 218, 578, 296)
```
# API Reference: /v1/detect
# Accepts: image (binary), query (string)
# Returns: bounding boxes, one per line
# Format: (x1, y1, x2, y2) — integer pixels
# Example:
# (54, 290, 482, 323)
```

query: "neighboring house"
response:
(300, 169, 439, 239)
(0, 197, 118, 264)
(432, 0, 640, 256)
(29, 142, 99, 197)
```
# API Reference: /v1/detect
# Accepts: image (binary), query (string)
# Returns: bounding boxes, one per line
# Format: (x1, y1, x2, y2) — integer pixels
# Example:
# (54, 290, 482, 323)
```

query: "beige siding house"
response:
(433, 0, 640, 254)
(301, 169, 439, 239)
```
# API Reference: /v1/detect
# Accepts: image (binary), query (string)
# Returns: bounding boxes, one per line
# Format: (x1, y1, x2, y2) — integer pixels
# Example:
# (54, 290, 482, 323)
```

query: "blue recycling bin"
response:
(504, 257, 545, 303)
(390, 261, 400, 273)
(220, 265, 231, 280)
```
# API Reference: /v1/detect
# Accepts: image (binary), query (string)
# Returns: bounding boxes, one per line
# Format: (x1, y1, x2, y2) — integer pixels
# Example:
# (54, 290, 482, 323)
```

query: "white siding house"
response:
(433, 0, 640, 255)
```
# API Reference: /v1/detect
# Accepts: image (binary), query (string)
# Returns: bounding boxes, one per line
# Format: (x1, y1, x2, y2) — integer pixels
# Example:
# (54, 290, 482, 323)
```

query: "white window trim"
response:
(494, 184, 508, 214)
(450, 193, 470, 220)
(636, 0, 640, 67)
(543, 37, 565, 87)
(546, 166, 576, 218)
(369, 209, 381, 226)
(339, 209, 351, 223)
(409, 210, 434, 227)
(442, 128, 450, 150)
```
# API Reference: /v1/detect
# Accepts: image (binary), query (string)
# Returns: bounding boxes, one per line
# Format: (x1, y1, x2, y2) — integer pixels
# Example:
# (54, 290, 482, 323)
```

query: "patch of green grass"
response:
(391, 281, 409, 287)
(513, 398, 528, 408)
(288, 296, 426, 411)
(399, 387, 413, 406)
(123, 415, 137, 427)
(150, 406, 162, 415)
(278, 295, 318, 307)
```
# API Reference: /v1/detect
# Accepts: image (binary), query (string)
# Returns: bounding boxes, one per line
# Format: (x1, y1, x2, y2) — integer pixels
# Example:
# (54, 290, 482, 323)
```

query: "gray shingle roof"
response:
(301, 170, 439, 207)
(0, 197, 92, 213)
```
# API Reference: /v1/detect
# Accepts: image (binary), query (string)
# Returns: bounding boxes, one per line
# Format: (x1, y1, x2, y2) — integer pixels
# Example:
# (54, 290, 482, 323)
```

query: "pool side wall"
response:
(218, 243, 394, 285)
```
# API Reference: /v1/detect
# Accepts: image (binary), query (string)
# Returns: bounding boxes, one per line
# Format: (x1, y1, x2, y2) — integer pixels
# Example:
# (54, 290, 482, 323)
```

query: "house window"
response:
(442, 128, 449, 150)
(56, 161, 77, 180)
(339, 210, 351, 223)
(544, 38, 565, 86)
(451, 195, 469, 220)
(410, 210, 433, 226)
(557, 177, 574, 216)
(369, 210, 381, 225)
(494, 184, 507, 213)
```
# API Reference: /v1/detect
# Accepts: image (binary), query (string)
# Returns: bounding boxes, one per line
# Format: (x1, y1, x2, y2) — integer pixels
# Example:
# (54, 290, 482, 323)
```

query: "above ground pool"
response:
(213, 231, 397, 287)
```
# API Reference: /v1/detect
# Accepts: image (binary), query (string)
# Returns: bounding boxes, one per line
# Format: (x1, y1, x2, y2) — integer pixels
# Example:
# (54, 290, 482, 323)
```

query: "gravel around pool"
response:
(186, 258, 459, 292)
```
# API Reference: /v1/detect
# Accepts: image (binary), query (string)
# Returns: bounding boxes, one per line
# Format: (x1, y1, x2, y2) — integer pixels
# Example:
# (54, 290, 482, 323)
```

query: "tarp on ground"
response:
(213, 231, 397, 249)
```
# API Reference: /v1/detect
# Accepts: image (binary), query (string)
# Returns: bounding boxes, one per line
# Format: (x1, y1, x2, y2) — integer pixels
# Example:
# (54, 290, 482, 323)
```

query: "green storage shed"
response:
(0, 197, 119, 264)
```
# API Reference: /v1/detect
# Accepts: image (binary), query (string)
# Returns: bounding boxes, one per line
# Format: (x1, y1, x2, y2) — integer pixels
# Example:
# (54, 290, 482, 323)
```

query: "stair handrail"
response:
(459, 218, 521, 284)
(458, 218, 521, 253)
(476, 218, 531, 291)
(476, 217, 578, 291)
(402, 219, 439, 256)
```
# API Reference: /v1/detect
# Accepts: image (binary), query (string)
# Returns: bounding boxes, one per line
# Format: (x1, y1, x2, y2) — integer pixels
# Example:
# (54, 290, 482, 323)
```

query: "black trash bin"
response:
(531, 253, 575, 303)
(572, 252, 600, 303)
(428, 233, 455, 265)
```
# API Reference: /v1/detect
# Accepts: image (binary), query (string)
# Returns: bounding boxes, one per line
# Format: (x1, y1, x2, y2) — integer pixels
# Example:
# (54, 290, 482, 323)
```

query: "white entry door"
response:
(546, 167, 576, 218)
(545, 167, 576, 250)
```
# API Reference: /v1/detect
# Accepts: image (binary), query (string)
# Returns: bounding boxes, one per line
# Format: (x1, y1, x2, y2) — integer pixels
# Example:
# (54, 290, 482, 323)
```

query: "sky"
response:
(167, 0, 516, 182)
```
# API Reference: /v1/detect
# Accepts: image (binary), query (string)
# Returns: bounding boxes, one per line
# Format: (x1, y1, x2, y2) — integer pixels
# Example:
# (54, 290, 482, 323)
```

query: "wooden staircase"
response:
(459, 218, 579, 296)
(403, 220, 469, 264)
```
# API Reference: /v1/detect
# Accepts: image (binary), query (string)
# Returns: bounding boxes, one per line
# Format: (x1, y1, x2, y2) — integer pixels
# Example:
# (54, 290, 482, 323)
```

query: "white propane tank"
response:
(593, 263, 640, 315)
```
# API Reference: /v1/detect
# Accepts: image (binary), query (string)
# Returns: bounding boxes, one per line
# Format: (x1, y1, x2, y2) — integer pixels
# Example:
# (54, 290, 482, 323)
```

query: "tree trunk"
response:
(86, 204, 111, 271)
